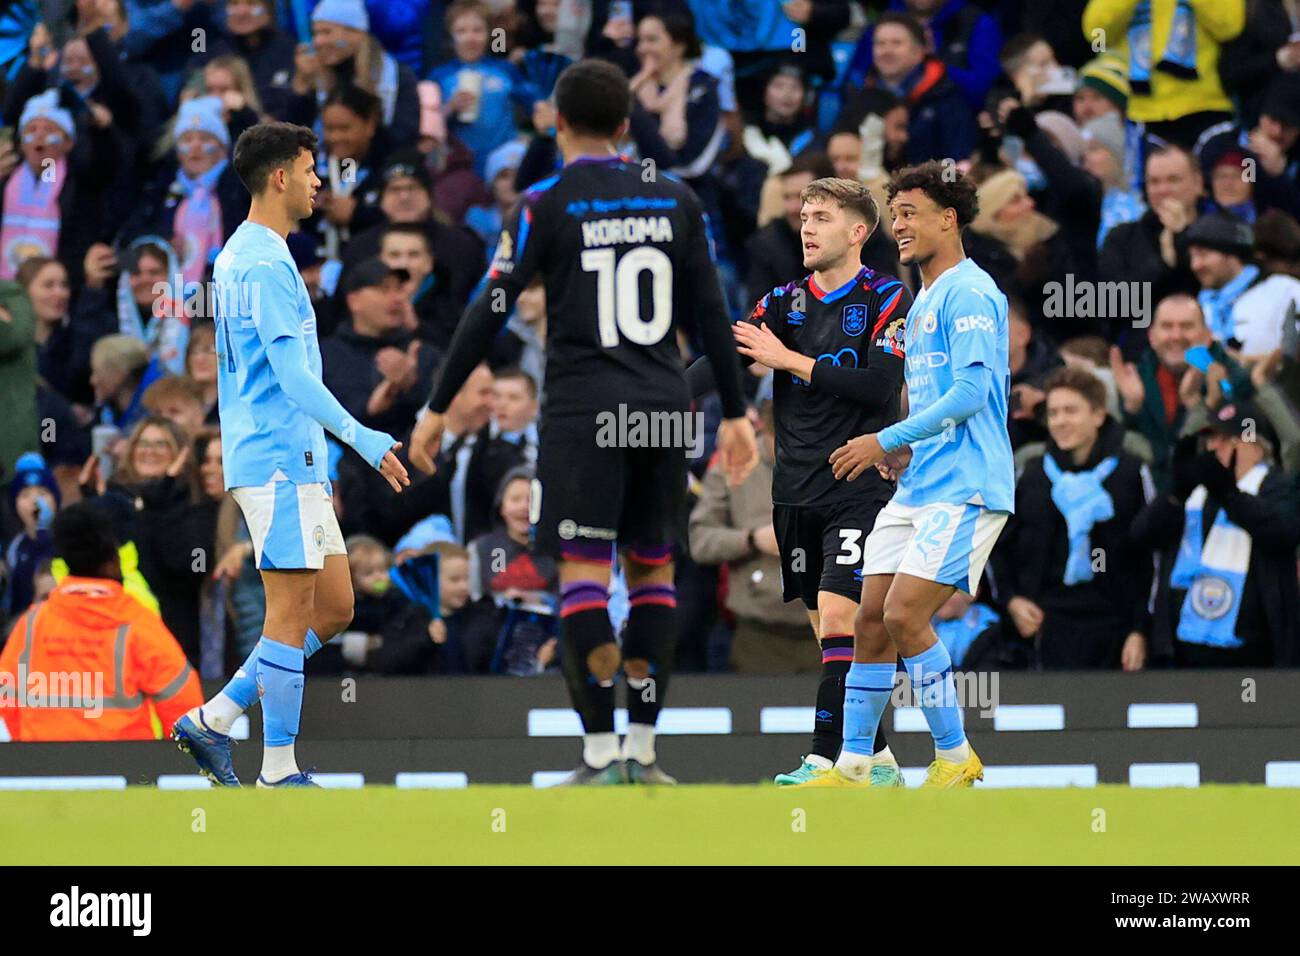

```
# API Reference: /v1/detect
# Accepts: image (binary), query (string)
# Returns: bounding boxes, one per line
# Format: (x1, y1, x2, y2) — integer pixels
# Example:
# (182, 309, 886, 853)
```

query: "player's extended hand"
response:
(875, 445, 912, 482)
(733, 321, 797, 372)
(409, 410, 445, 475)
(379, 442, 411, 492)
(716, 416, 758, 487)
(830, 433, 886, 481)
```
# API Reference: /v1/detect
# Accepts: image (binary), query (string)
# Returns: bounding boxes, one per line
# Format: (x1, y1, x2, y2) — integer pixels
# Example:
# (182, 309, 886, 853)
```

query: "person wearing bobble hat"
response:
(0, 88, 124, 288)
(286, 0, 422, 149)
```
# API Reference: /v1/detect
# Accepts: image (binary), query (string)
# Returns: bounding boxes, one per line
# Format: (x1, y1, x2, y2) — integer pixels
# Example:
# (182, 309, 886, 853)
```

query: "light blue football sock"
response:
(256, 637, 305, 748)
(840, 662, 896, 756)
(903, 641, 965, 750)
(216, 628, 323, 712)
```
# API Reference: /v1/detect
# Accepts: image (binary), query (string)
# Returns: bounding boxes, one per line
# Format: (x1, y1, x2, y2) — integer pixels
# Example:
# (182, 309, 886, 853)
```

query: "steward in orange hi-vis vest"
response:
(0, 579, 202, 741)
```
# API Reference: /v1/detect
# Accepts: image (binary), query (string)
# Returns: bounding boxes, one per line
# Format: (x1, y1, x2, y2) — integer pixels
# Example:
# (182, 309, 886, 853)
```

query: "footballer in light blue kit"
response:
(171, 122, 410, 789)
(809, 161, 1013, 791)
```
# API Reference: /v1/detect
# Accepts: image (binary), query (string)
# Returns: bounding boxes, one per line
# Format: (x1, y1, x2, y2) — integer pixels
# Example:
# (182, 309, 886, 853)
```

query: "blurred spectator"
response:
(1186, 212, 1300, 356)
(1006, 300, 1062, 449)
(310, 85, 396, 256)
(1099, 144, 1203, 305)
(90, 415, 212, 665)
(1083, 0, 1244, 150)
(219, 0, 299, 120)
(0, 501, 202, 741)
(122, 98, 248, 286)
(689, 400, 814, 673)
(420, 542, 487, 674)
(20, 257, 97, 410)
(378, 222, 457, 348)
(489, 367, 540, 463)
(627, 8, 725, 193)
(746, 152, 834, 309)
(112, 238, 189, 375)
(287, 0, 421, 148)
(321, 257, 438, 439)
(427, 0, 538, 176)
(306, 534, 437, 674)
(684, 0, 849, 113)
(838, 11, 977, 166)
(1197, 75, 1300, 221)
(141, 374, 207, 437)
(0, 85, 125, 289)
(0, 278, 39, 478)
(467, 467, 559, 674)
(1133, 401, 1300, 666)
(496, 275, 547, 390)
(845, 0, 1004, 111)
(1254, 208, 1300, 279)
(742, 61, 816, 174)
(1109, 293, 1250, 490)
(339, 150, 485, 315)
(465, 139, 526, 258)
(89, 332, 162, 432)
(183, 322, 219, 424)
(992, 367, 1155, 669)
(3, 452, 58, 619)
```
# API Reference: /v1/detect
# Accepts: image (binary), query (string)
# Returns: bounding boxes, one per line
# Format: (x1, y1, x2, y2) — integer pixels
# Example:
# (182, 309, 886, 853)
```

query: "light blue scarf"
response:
(1042, 454, 1119, 585)
(1128, 0, 1199, 93)
(1198, 264, 1259, 344)
(1169, 463, 1269, 649)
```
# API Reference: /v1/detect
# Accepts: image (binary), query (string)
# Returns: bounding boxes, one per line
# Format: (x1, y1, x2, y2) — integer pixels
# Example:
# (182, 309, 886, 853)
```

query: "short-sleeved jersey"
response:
(897, 257, 1014, 512)
(481, 156, 731, 419)
(751, 266, 909, 507)
(213, 220, 329, 489)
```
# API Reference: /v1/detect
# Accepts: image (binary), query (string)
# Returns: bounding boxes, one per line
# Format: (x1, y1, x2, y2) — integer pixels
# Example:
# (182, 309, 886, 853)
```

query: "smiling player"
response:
(808, 160, 1013, 790)
(689, 177, 910, 786)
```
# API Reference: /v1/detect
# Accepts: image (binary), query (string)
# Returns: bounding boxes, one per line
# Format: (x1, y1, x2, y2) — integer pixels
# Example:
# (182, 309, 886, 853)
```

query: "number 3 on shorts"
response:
(836, 529, 863, 565)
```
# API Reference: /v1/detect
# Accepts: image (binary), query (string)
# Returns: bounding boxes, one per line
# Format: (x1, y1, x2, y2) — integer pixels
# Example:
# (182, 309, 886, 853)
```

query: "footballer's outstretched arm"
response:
(876, 364, 991, 452)
(263, 334, 397, 469)
(251, 260, 400, 474)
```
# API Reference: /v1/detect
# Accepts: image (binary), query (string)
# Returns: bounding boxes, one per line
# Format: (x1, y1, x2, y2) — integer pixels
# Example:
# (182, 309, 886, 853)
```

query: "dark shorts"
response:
(773, 497, 889, 610)
(532, 413, 688, 563)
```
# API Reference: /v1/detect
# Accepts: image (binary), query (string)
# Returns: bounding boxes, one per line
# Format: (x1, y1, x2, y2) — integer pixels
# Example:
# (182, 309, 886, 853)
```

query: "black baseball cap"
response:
(379, 149, 433, 193)
(1201, 400, 1278, 451)
(340, 257, 409, 294)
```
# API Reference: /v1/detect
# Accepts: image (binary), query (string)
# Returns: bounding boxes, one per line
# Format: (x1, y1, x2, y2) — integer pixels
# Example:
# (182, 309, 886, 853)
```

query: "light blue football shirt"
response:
(213, 220, 329, 490)
(895, 257, 1014, 513)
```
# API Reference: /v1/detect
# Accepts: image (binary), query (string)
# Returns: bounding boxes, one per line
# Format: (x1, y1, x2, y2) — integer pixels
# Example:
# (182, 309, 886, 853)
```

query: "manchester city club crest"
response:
(842, 303, 867, 336)
(923, 310, 938, 333)
(1190, 575, 1235, 620)
(313, 525, 325, 551)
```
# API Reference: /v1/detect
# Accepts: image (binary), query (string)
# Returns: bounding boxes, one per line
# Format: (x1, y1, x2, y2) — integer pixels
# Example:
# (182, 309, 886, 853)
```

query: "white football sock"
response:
(198, 693, 242, 735)
(835, 750, 873, 781)
(261, 744, 299, 782)
(622, 724, 656, 764)
(583, 732, 620, 769)
(937, 740, 971, 763)
(874, 745, 897, 767)
(805, 753, 833, 770)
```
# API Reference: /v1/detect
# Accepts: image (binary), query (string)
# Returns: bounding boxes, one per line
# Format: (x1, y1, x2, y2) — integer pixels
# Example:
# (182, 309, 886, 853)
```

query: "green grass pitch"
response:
(2, 786, 1295, 864)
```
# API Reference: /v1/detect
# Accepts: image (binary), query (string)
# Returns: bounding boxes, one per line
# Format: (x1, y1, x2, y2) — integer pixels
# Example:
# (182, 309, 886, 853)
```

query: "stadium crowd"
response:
(1, 0, 1299, 690)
